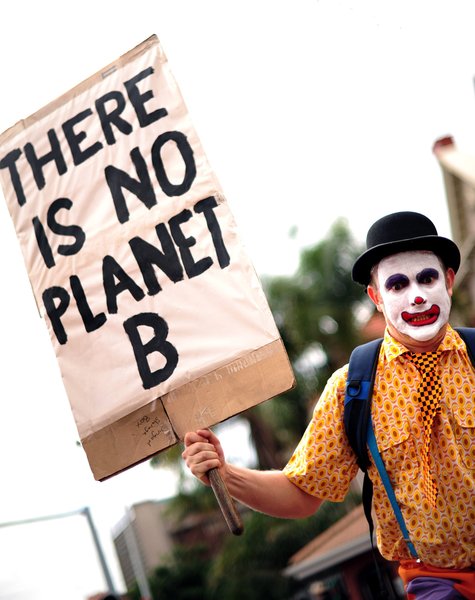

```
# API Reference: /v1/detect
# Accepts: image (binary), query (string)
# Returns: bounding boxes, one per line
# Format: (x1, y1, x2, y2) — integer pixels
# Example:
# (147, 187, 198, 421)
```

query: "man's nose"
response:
(412, 295, 426, 306)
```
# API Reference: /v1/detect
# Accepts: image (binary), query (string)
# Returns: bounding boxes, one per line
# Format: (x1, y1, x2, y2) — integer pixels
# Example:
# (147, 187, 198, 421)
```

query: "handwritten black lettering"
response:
(123, 312, 178, 389)
(0, 66, 165, 205)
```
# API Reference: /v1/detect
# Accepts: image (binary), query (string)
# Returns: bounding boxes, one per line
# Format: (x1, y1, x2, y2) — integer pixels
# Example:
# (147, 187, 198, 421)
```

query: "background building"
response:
(433, 136, 475, 323)
(112, 500, 173, 592)
(284, 505, 404, 600)
(112, 497, 232, 593)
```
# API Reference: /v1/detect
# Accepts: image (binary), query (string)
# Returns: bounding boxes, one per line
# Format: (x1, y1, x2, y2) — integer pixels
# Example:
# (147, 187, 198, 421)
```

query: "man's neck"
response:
(386, 323, 448, 353)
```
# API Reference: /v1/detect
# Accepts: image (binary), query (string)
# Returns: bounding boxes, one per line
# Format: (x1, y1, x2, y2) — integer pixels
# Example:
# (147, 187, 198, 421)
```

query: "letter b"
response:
(123, 312, 178, 389)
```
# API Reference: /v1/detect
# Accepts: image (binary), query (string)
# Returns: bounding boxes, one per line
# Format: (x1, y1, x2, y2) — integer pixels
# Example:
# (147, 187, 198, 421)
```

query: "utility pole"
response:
(0, 506, 118, 596)
(82, 506, 117, 596)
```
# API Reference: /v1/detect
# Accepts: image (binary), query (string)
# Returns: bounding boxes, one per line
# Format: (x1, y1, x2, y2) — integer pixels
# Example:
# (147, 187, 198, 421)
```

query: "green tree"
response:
(127, 495, 359, 600)
(207, 498, 358, 600)
(266, 218, 365, 386)
(243, 218, 367, 464)
(128, 544, 212, 600)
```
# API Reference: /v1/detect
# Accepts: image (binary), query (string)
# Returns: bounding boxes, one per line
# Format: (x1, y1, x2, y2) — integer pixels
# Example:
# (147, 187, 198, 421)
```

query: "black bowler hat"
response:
(352, 211, 461, 285)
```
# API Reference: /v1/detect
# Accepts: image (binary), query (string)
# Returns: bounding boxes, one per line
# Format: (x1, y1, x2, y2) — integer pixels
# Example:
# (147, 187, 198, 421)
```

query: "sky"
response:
(1, 1, 475, 598)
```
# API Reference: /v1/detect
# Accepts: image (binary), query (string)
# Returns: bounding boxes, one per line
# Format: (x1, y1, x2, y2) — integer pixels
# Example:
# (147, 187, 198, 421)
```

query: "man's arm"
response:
(182, 429, 322, 519)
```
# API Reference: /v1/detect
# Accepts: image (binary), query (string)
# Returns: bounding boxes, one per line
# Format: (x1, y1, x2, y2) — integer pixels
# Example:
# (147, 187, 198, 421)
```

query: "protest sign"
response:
(0, 35, 294, 481)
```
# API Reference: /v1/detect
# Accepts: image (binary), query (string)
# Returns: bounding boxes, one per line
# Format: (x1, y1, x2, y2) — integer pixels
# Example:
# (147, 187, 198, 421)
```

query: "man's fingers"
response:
(184, 430, 209, 447)
(182, 429, 225, 485)
(182, 446, 221, 484)
(182, 442, 217, 460)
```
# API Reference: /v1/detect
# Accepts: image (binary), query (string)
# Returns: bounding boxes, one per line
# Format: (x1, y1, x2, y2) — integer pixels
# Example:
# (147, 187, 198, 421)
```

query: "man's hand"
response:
(182, 428, 225, 485)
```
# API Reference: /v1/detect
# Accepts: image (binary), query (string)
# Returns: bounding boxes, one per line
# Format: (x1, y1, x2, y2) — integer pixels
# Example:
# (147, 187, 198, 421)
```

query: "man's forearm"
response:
(223, 464, 322, 519)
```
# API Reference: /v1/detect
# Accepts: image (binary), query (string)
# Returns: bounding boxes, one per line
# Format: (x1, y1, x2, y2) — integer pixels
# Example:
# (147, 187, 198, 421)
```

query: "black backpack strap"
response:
(344, 337, 385, 590)
(361, 470, 375, 547)
(455, 327, 475, 366)
(344, 338, 383, 471)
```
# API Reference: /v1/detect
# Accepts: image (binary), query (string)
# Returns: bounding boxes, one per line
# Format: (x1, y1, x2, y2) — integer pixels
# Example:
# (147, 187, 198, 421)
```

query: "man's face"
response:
(371, 251, 453, 343)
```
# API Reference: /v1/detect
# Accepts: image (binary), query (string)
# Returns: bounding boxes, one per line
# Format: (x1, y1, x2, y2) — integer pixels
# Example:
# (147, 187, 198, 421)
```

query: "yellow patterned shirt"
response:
(283, 325, 475, 568)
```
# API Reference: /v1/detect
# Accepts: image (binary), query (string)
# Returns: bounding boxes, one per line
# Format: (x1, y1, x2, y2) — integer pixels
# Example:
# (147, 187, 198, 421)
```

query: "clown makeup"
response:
(374, 251, 452, 342)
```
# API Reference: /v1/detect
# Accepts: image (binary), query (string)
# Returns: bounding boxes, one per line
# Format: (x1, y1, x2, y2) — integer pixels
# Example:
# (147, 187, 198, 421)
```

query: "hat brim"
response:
(352, 235, 461, 286)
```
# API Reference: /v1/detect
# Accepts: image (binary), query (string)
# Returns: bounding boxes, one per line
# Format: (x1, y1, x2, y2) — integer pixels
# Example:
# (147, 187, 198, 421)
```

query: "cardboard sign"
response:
(0, 35, 294, 480)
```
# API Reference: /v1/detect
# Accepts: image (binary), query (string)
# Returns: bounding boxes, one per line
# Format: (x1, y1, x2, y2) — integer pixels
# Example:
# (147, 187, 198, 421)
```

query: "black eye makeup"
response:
(416, 268, 439, 284)
(384, 273, 409, 291)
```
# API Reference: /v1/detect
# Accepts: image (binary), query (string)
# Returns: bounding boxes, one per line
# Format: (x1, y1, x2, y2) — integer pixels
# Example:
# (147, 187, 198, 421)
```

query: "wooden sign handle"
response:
(208, 467, 244, 535)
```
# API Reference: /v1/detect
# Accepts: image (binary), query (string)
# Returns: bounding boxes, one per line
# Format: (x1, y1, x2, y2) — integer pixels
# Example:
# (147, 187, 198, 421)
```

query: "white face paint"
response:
(376, 251, 451, 342)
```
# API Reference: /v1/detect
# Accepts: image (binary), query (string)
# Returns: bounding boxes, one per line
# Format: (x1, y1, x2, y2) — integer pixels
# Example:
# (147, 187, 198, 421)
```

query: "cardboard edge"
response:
(82, 395, 177, 481)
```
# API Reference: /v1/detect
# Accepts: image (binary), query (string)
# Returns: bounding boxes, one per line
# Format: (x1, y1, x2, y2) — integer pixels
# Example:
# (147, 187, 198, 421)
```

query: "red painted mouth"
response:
(401, 305, 440, 327)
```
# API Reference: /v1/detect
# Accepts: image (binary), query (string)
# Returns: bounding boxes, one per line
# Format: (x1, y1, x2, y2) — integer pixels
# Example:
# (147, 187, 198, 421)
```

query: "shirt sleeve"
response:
(283, 364, 359, 502)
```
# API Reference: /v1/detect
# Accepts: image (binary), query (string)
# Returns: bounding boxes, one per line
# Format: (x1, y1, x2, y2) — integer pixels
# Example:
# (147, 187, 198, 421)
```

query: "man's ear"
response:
(446, 267, 455, 296)
(367, 284, 383, 312)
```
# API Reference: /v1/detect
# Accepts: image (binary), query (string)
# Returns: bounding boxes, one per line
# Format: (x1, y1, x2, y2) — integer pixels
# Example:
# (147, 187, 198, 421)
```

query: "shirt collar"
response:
(381, 324, 463, 363)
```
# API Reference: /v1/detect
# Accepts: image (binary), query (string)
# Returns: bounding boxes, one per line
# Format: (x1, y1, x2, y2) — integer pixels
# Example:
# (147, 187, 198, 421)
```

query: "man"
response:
(183, 211, 475, 599)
